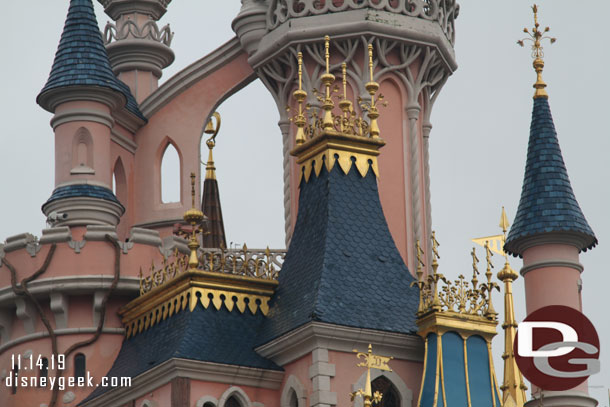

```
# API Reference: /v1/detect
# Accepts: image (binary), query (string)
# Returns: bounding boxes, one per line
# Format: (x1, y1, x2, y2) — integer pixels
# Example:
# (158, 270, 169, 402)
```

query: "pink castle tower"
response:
(504, 7, 598, 407)
(233, 0, 460, 273)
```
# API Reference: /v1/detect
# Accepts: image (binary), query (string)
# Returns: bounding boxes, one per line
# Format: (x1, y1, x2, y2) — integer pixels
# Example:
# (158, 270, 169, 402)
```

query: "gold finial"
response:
(496, 207, 527, 406)
(416, 239, 425, 272)
(500, 206, 510, 234)
(517, 4, 556, 99)
(204, 112, 221, 180)
(293, 52, 308, 145)
(320, 35, 336, 130)
(412, 240, 426, 315)
(190, 172, 196, 208)
(430, 231, 440, 275)
(483, 241, 498, 319)
(471, 246, 480, 288)
(324, 35, 330, 74)
(357, 43, 387, 139)
(365, 44, 380, 138)
(338, 62, 353, 132)
(182, 172, 205, 270)
(351, 344, 392, 406)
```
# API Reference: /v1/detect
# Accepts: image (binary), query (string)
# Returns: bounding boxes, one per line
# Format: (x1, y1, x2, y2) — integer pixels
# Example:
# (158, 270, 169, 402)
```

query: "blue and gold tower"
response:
(414, 240, 503, 407)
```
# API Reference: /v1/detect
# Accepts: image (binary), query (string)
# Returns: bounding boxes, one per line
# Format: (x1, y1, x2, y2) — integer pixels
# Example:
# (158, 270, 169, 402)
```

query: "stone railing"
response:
(103, 20, 174, 46)
(139, 246, 286, 295)
(266, 0, 459, 44)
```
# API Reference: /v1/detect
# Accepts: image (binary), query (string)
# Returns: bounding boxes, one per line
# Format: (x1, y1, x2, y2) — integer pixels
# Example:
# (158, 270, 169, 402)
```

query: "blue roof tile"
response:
(42, 184, 124, 211)
(37, 0, 145, 121)
(81, 303, 280, 404)
(505, 97, 596, 256)
(258, 160, 420, 345)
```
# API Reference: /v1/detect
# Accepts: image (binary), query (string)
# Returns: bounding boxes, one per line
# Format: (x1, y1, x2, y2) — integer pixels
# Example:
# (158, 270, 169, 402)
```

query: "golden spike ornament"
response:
(412, 239, 427, 315)
(320, 35, 336, 129)
(359, 44, 384, 139)
(431, 231, 440, 274)
(182, 173, 205, 270)
(495, 208, 527, 407)
(338, 62, 354, 133)
(351, 344, 393, 407)
(471, 247, 480, 289)
(517, 4, 556, 99)
(412, 232, 502, 318)
(293, 52, 308, 145)
(203, 112, 221, 180)
(482, 241, 499, 320)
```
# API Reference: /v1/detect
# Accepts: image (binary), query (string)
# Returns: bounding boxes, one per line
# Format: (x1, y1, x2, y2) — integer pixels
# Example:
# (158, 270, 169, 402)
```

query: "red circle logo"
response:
(514, 305, 600, 390)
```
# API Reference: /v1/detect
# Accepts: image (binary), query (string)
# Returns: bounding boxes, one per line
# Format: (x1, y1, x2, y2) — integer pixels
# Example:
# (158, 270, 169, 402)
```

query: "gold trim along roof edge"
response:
(416, 311, 498, 341)
(119, 270, 278, 338)
(291, 130, 386, 182)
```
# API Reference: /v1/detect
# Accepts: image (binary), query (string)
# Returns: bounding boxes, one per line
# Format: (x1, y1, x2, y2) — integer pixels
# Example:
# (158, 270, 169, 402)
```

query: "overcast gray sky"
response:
(1, 1, 608, 403)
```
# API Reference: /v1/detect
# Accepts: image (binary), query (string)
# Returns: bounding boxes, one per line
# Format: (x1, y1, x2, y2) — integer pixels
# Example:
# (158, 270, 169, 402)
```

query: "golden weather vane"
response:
(517, 4, 556, 99)
(202, 112, 221, 180)
(351, 344, 393, 407)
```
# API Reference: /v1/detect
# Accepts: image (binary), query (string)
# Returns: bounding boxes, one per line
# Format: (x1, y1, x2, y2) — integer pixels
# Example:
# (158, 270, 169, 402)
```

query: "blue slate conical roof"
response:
(37, 0, 144, 120)
(258, 160, 419, 344)
(505, 97, 596, 256)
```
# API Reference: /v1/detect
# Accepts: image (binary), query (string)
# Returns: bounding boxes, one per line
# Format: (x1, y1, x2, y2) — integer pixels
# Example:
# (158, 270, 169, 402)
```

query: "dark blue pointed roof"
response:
(505, 97, 596, 256)
(37, 0, 145, 120)
(81, 303, 281, 404)
(258, 161, 419, 344)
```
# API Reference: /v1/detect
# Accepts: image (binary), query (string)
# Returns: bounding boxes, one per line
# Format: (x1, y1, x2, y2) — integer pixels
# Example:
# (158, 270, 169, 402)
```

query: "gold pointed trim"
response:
(463, 338, 472, 407)
(292, 129, 385, 183)
(120, 269, 278, 338)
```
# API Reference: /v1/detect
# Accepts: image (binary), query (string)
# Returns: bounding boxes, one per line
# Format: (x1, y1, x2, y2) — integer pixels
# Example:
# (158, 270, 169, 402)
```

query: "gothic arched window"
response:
(225, 396, 242, 407)
(74, 353, 86, 379)
(289, 389, 298, 407)
(371, 376, 400, 407)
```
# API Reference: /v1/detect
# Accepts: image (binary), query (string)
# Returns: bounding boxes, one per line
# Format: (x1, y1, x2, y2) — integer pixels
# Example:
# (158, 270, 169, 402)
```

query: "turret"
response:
(233, 0, 460, 273)
(100, 0, 175, 103)
(505, 6, 597, 407)
(37, 0, 146, 227)
(413, 238, 502, 407)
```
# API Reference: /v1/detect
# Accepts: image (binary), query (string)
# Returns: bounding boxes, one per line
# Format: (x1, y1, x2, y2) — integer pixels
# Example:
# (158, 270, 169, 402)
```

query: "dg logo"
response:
(514, 305, 600, 390)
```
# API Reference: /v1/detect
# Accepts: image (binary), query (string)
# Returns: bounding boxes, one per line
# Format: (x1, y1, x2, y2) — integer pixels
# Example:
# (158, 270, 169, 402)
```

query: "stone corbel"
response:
(129, 227, 163, 246)
(160, 235, 189, 258)
(15, 297, 36, 335)
(84, 225, 119, 241)
(50, 292, 69, 329)
(4, 233, 41, 257)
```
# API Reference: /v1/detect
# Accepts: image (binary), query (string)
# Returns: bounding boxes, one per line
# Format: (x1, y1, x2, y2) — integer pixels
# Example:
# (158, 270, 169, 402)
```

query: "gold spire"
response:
(496, 208, 527, 407)
(293, 52, 307, 145)
(365, 44, 380, 138)
(182, 172, 205, 270)
(321, 35, 336, 130)
(517, 4, 556, 99)
(350, 344, 393, 407)
(290, 36, 388, 182)
(204, 112, 221, 180)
